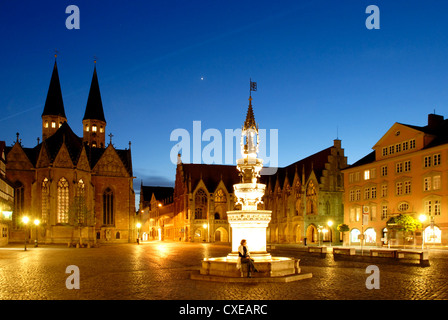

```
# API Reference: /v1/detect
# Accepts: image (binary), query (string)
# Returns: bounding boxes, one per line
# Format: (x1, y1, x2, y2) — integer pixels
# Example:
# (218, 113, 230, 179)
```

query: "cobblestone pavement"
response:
(0, 241, 447, 300)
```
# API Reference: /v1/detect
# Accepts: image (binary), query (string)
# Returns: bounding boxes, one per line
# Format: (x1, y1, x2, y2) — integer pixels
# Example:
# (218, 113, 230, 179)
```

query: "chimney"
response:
(428, 113, 444, 130)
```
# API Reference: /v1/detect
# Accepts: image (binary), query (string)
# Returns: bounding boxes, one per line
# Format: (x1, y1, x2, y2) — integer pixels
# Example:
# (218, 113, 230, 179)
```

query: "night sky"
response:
(2, 1, 448, 203)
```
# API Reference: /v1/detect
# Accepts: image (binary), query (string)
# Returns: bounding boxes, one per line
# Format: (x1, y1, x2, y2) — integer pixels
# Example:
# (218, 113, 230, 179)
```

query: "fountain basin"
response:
(191, 256, 312, 283)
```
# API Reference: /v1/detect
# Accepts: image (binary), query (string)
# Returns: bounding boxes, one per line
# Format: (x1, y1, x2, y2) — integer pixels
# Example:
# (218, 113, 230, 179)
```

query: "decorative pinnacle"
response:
(243, 96, 257, 131)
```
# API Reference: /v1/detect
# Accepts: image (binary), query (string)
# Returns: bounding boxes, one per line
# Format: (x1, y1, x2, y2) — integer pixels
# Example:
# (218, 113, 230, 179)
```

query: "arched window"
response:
(350, 229, 361, 243)
(77, 179, 85, 197)
(194, 189, 207, 220)
(103, 188, 114, 225)
(214, 189, 227, 220)
(41, 178, 49, 224)
(424, 226, 441, 243)
(57, 177, 69, 223)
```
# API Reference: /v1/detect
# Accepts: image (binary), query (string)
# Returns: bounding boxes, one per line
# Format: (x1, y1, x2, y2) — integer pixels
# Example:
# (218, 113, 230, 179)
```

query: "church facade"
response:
(4, 59, 136, 245)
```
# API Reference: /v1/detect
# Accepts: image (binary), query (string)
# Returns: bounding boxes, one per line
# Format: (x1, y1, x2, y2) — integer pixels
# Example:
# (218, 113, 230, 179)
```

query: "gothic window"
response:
(306, 181, 317, 214)
(41, 178, 49, 224)
(77, 179, 85, 197)
(214, 189, 227, 220)
(214, 189, 226, 203)
(194, 189, 207, 220)
(57, 177, 69, 224)
(103, 188, 114, 225)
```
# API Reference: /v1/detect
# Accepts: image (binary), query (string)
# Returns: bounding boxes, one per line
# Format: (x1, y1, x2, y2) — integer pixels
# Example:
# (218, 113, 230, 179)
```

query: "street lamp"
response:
(22, 216, 29, 251)
(136, 222, 141, 244)
(327, 220, 333, 247)
(419, 214, 427, 250)
(34, 219, 40, 247)
(202, 223, 208, 242)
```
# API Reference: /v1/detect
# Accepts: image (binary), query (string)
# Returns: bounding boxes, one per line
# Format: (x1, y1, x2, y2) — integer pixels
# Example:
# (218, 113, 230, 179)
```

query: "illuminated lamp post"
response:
(419, 214, 427, 250)
(327, 220, 333, 247)
(34, 219, 40, 247)
(136, 222, 141, 244)
(22, 216, 29, 251)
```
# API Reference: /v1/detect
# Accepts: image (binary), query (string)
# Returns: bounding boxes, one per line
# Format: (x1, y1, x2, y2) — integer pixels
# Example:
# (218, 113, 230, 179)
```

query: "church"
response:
(4, 59, 136, 245)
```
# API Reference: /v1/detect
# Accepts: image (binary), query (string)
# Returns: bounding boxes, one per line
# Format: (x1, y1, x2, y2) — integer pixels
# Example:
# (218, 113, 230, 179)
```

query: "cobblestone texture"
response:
(0, 242, 447, 300)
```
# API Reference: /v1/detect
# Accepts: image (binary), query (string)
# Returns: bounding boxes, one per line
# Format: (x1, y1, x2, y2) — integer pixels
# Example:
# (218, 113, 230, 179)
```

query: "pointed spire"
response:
(42, 59, 66, 118)
(83, 62, 106, 122)
(243, 96, 257, 131)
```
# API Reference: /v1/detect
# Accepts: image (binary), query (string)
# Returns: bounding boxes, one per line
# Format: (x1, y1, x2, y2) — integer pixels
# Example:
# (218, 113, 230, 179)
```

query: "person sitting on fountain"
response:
(238, 239, 258, 278)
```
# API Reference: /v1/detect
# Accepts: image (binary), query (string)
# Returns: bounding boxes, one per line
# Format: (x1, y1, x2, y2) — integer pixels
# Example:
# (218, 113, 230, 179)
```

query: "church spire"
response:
(41, 57, 67, 141)
(82, 60, 106, 148)
(83, 62, 106, 122)
(42, 59, 66, 118)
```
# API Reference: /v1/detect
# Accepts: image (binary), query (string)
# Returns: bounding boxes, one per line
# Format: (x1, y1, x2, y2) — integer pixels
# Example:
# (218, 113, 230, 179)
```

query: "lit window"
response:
(433, 175, 441, 190)
(92, 125, 97, 132)
(57, 177, 69, 224)
(45, 121, 49, 128)
(85, 125, 90, 132)
(51, 121, 56, 128)
(364, 170, 370, 180)
(100, 126, 104, 133)
(59, 122, 62, 128)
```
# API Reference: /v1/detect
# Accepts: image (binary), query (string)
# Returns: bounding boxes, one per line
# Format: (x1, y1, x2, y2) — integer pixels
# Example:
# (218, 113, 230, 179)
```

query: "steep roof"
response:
(42, 61, 66, 118)
(83, 65, 106, 122)
(141, 186, 174, 204)
(180, 163, 240, 193)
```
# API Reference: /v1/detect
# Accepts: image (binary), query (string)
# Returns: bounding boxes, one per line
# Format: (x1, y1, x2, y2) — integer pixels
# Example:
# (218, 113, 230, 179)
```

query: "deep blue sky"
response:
(2, 1, 448, 198)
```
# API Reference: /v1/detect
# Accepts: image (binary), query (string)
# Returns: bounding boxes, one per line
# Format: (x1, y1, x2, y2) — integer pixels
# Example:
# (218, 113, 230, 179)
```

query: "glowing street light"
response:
(327, 220, 333, 247)
(136, 222, 142, 244)
(419, 214, 427, 250)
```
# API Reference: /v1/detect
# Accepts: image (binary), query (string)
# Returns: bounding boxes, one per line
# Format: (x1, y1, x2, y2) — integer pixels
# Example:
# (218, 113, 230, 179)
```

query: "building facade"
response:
(0, 141, 14, 246)
(138, 184, 174, 241)
(343, 113, 448, 247)
(4, 59, 136, 245)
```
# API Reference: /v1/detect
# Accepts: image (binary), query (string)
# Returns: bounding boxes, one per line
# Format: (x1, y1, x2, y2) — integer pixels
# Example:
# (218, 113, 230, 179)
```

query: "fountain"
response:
(191, 95, 312, 282)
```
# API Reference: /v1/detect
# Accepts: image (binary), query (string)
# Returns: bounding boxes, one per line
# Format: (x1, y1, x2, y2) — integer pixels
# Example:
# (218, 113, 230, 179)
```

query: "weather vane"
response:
(250, 78, 257, 97)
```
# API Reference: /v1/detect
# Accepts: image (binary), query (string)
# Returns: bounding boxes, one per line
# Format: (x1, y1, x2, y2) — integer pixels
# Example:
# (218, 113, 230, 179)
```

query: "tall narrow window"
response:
(103, 188, 114, 225)
(194, 189, 208, 219)
(57, 177, 69, 223)
(41, 178, 49, 224)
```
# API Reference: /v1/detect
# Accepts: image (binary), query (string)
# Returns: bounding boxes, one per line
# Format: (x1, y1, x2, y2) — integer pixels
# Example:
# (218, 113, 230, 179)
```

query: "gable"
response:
(372, 123, 428, 160)
(36, 143, 51, 168)
(76, 147, 91, 172)
(92, 145, 129, 177)
(53, 143, 74, 168)
(6, 143, 34, 170)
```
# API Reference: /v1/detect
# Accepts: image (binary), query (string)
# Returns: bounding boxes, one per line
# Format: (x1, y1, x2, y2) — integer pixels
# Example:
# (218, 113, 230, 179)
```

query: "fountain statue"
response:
(191, 94, 312, 282)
